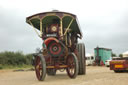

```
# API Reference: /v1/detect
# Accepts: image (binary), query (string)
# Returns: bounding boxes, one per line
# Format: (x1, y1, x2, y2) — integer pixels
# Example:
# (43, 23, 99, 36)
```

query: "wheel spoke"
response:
(35, 55, 46, 81)
(66, 53, 78, 78)
(36, 61, 43, 70)
(70, 68, 74, 74)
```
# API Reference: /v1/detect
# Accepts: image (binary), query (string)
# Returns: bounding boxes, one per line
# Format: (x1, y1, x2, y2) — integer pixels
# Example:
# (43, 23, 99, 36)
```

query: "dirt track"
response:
(0, 66, 128, 85)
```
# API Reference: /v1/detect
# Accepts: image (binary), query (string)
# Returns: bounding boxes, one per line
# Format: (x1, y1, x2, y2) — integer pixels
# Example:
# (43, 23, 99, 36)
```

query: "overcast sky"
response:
(0, 0, 128, 55)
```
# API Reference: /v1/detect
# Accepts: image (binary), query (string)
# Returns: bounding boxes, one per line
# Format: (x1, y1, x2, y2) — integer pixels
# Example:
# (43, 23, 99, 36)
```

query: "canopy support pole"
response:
(60, 19, 63, 39)
(64, 18, 74, 36)
(28, 21, 41, 37)
(40, 20, 43, 37)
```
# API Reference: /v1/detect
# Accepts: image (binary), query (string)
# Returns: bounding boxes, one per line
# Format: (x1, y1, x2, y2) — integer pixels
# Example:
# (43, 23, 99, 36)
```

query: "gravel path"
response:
(0, 66, 128, 85)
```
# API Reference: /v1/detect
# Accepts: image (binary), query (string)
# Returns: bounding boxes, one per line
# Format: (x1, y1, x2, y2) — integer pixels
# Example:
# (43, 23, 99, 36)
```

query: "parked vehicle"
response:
(86, 54, 94, 66)
(105, 60, 111, 67)
(110, 57, 128, 72)
(26, 10, 86, 81)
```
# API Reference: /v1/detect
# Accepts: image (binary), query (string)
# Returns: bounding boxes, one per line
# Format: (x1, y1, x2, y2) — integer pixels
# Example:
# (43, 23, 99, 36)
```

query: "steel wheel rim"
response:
(66, 55, 75, 77)
(35, 56, 42, 80)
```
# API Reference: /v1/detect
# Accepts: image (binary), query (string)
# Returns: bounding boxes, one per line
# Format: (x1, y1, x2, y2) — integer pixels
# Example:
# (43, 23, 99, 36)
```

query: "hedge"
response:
(0, 51, 33, 66)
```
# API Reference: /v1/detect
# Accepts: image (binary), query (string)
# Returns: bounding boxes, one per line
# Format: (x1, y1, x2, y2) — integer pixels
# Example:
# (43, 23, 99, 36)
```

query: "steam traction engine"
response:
(26, 10, 86, 81)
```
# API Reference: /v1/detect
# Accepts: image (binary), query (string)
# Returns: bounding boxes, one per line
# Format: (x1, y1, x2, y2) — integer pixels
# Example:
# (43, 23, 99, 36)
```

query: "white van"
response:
(86, 53, 95, 66)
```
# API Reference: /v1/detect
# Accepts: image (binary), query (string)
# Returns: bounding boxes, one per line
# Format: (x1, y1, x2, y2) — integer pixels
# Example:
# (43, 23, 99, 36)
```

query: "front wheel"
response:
(35, 54, 46, 81)
(66, 53, 78, 79)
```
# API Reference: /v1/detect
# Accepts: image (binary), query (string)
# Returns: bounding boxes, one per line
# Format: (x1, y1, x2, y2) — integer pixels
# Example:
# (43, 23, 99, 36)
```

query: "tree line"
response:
(0, 51, 33, 69)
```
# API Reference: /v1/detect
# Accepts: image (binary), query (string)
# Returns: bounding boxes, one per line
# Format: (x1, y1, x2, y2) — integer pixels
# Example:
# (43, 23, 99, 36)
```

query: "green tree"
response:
(119, 54, 123, 58)
(0, 51, 33, 67)
(112, 53, 117, 57)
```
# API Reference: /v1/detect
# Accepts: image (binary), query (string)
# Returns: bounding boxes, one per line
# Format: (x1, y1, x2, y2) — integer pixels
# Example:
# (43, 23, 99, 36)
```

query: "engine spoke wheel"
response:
(35, 54, 46, 81)
(66, 53, 78, 78)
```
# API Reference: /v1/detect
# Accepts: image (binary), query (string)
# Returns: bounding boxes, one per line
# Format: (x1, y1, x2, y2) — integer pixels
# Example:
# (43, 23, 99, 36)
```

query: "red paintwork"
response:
(49, 42, 61, 55)
(44, 37, 59, 46)
(110, 60, 128, 71)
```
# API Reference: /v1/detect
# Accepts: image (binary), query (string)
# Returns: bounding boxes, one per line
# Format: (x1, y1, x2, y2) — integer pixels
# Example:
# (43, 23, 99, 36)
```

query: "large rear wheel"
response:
(77, 43, 86, 75)
(35, 54, 46, 81)
(66, 53, 78, 78)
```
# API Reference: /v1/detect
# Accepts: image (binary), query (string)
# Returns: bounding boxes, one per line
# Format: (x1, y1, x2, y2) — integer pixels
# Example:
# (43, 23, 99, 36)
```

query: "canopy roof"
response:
(26, 10, 82, 37)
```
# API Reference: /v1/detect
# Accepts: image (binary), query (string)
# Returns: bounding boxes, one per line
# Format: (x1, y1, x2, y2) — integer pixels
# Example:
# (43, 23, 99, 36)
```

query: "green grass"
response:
(0, 64, 3, 69)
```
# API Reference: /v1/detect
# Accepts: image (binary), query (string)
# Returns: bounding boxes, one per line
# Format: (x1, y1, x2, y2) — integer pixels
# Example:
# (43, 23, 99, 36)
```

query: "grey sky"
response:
(0, 0, 128, 55)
